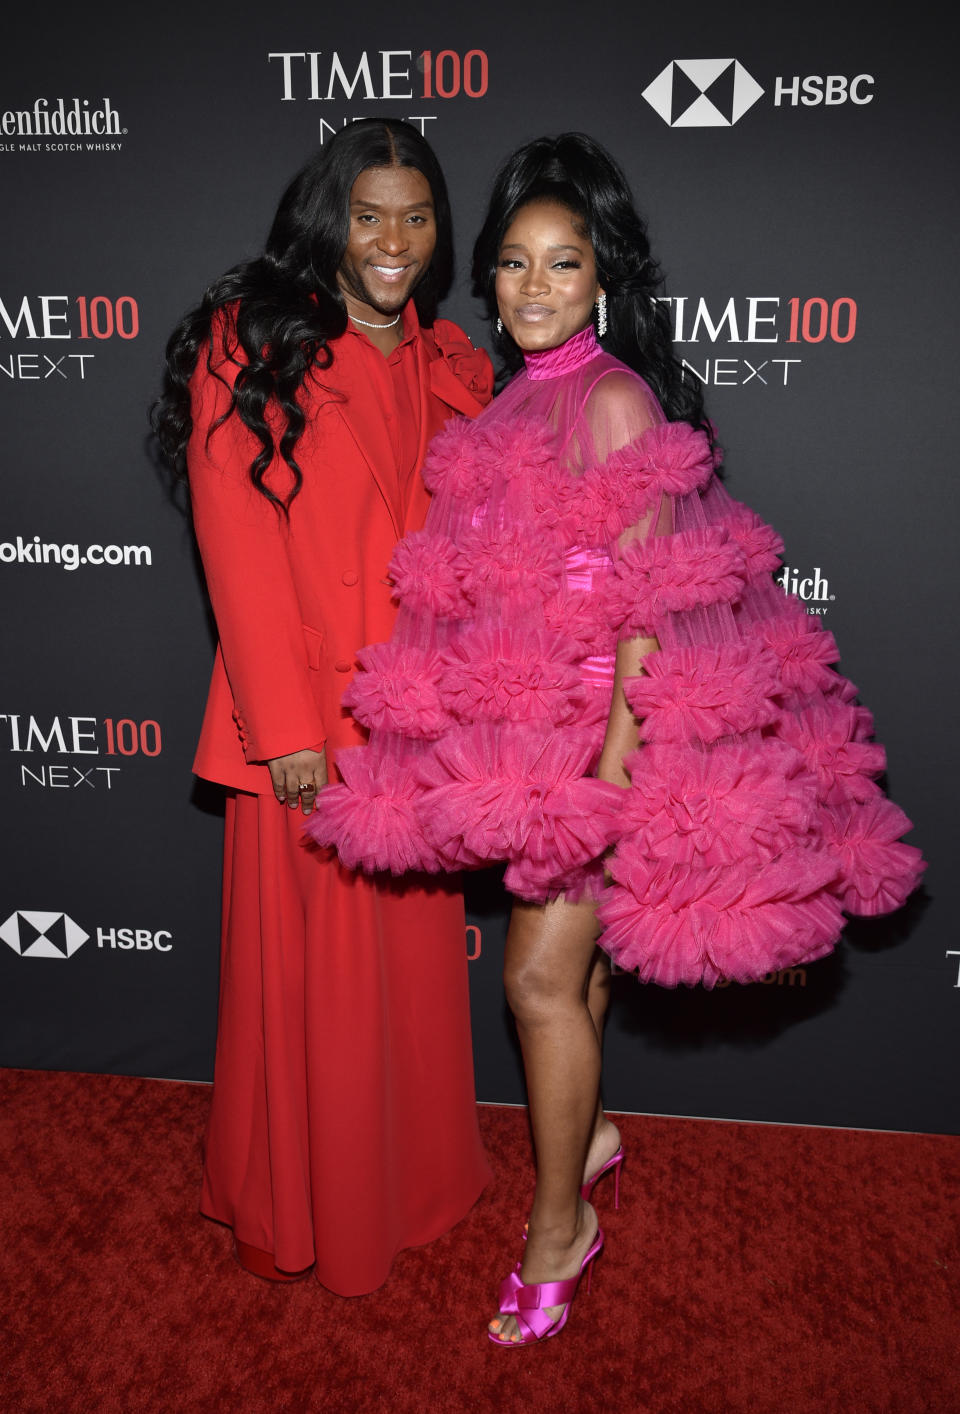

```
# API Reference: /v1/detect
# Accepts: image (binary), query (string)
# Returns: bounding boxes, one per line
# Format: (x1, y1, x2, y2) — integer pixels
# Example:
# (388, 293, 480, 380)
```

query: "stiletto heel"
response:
(520, 1146, 624, 1243)
(488, 1227, 605, 1348)
(579, 1145, 624, 1210)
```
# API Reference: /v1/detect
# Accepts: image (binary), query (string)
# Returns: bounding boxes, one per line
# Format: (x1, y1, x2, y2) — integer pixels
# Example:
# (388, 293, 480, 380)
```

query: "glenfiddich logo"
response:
(0, 98, 123, 138)
(775, 566, 835, 617)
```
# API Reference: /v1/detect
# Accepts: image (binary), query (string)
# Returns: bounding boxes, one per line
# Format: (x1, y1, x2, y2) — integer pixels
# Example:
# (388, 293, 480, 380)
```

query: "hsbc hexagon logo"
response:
(643, 59, 764, 127)
(0, 909, 89, 958)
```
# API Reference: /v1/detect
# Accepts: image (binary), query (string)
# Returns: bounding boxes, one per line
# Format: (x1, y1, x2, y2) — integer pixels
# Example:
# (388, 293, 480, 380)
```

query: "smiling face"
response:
(337, 164, 437, 321)
(494, 198, 602, 352)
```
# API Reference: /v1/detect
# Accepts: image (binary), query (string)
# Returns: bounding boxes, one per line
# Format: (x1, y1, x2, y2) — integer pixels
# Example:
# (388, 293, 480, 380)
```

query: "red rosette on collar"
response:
(432, 318, 494, 407)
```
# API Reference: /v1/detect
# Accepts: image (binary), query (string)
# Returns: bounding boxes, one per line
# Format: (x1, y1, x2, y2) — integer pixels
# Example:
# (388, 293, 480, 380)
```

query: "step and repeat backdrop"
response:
(1, 3, 956, 1133)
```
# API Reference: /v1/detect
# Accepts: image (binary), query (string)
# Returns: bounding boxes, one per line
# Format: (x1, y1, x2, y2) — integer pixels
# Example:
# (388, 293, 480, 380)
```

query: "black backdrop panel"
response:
(1, 3, 956, 1131)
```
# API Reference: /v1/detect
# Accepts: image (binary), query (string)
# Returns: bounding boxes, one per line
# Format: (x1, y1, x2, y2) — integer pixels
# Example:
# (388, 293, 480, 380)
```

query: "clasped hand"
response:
(268, 748, 327, 815)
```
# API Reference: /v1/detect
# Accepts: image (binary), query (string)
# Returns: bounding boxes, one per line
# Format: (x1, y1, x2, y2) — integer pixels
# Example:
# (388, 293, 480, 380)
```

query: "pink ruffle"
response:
(624, 643, 781, 744)
(342, 642, 450, 739)
(724, 505, 785, 578)
(419, 416, 487, 498)
(775, 704, 886, 805)
(415, 724, 624, 887)
(504, 854, 607, 906)
(553, 458, 656, 547)
(755, 614, 841, 696)
(608, 421, 715, 499)
(607, 528, 747, 635)
(542, 589, 616, 657)
(471, 418, 558, 483)
(388, 531, 469, 618)
(617, 741, 816, 867)
(437, 625, 585, 725)
(304, 749, 440, 875)
(597, 849, 843, 988)
(820, 799, 926, 915)
(458, 521, 564, 606)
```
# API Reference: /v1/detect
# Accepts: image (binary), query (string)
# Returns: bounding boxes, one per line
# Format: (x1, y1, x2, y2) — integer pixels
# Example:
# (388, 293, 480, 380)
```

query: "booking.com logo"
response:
(0, 535, 151, 570)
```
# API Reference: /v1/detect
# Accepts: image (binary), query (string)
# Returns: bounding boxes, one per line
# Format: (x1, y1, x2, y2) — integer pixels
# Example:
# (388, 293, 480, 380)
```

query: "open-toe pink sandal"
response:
(488, 1227, 604, 1347)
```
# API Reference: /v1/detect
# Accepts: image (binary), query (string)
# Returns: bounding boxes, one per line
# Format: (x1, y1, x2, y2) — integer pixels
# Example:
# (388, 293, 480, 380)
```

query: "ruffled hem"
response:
(596, 849, 844, 988)
(304, 751, 442, 876)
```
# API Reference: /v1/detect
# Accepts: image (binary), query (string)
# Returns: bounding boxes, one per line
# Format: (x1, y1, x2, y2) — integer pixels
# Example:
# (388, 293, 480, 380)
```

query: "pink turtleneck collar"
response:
(523, 323, 602, 381)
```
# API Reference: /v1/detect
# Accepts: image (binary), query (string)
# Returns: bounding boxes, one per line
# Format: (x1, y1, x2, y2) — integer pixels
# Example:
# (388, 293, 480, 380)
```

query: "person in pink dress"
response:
(307, 133, 925, 1341)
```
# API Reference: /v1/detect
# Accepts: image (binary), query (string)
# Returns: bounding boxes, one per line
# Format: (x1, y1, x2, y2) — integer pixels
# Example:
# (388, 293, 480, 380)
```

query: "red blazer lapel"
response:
(330, 342, 404, 540)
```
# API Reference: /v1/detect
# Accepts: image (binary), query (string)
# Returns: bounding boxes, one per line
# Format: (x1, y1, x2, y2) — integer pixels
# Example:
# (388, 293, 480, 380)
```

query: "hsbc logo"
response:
(0, 909, 89, 958)
(642, 59, 764, 127)
(1, 909, 173, 958)
(643, 61, 874, 127)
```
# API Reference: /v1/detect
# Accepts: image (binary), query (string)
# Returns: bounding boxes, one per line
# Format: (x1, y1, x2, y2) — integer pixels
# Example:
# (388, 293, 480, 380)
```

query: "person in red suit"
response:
(152, 120, 493, 1295)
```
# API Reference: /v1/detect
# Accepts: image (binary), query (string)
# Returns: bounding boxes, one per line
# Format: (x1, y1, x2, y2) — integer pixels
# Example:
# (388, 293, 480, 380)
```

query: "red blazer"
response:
(187, 307, 493, 795)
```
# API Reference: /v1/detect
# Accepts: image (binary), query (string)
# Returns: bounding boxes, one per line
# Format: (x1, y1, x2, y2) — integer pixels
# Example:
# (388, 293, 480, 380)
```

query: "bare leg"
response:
(489, 895, 606, 1342)
(583, 950, 621, 1181)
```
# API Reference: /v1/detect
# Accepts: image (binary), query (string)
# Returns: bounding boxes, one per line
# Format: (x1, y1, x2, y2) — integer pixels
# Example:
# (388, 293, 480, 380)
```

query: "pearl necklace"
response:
(350, 311, 401, 329)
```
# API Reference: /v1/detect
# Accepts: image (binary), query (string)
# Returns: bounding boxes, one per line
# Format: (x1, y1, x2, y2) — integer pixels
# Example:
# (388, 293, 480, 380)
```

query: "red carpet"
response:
(2, 1068, 958, 1414)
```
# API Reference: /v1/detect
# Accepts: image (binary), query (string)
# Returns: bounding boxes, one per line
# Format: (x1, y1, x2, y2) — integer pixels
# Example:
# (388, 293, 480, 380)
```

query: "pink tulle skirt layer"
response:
(306, 353, 924, 987)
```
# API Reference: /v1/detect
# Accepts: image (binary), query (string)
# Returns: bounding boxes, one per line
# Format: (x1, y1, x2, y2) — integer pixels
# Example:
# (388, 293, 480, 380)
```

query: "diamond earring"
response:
(596, 292, 607, 338)
(496, 316, 503, 335)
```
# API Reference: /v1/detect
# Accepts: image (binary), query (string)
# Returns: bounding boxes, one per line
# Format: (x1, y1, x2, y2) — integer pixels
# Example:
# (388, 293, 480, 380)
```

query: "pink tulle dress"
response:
(306, 323, 924, 987)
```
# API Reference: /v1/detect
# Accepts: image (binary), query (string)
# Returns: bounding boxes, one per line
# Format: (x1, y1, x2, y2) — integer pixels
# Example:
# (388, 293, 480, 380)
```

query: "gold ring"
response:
(297, 782, 314, 792)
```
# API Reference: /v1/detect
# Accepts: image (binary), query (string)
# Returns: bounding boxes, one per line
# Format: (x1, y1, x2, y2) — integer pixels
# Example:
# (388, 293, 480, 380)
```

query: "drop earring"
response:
(596, 292, 607, 338)
(496, 317, 503, 335)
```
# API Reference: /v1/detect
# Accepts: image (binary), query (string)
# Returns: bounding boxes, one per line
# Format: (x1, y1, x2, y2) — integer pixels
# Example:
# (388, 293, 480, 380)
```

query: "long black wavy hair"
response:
(151, 120, 454, 509)
(471, 132, 707, 433)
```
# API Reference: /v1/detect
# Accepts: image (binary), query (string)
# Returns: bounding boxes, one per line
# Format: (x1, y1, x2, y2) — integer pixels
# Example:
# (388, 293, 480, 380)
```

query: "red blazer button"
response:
(341, 570, 359, 586)
(334, 659, 353, 673)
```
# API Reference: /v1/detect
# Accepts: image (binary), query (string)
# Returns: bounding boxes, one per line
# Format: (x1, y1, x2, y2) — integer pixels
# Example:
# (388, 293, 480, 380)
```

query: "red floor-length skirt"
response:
(200, 791, 490, 1296)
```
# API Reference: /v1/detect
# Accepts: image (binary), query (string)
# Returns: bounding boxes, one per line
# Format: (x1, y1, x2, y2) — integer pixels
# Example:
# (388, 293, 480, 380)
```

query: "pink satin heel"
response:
(488, 1227, 605, 1348)
(580, 1144, 624, 1210)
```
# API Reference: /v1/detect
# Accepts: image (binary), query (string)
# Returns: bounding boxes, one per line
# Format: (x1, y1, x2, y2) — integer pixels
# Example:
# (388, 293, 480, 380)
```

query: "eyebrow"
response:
(499, 242, 583, 252)
(350, 199, 434, 210)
